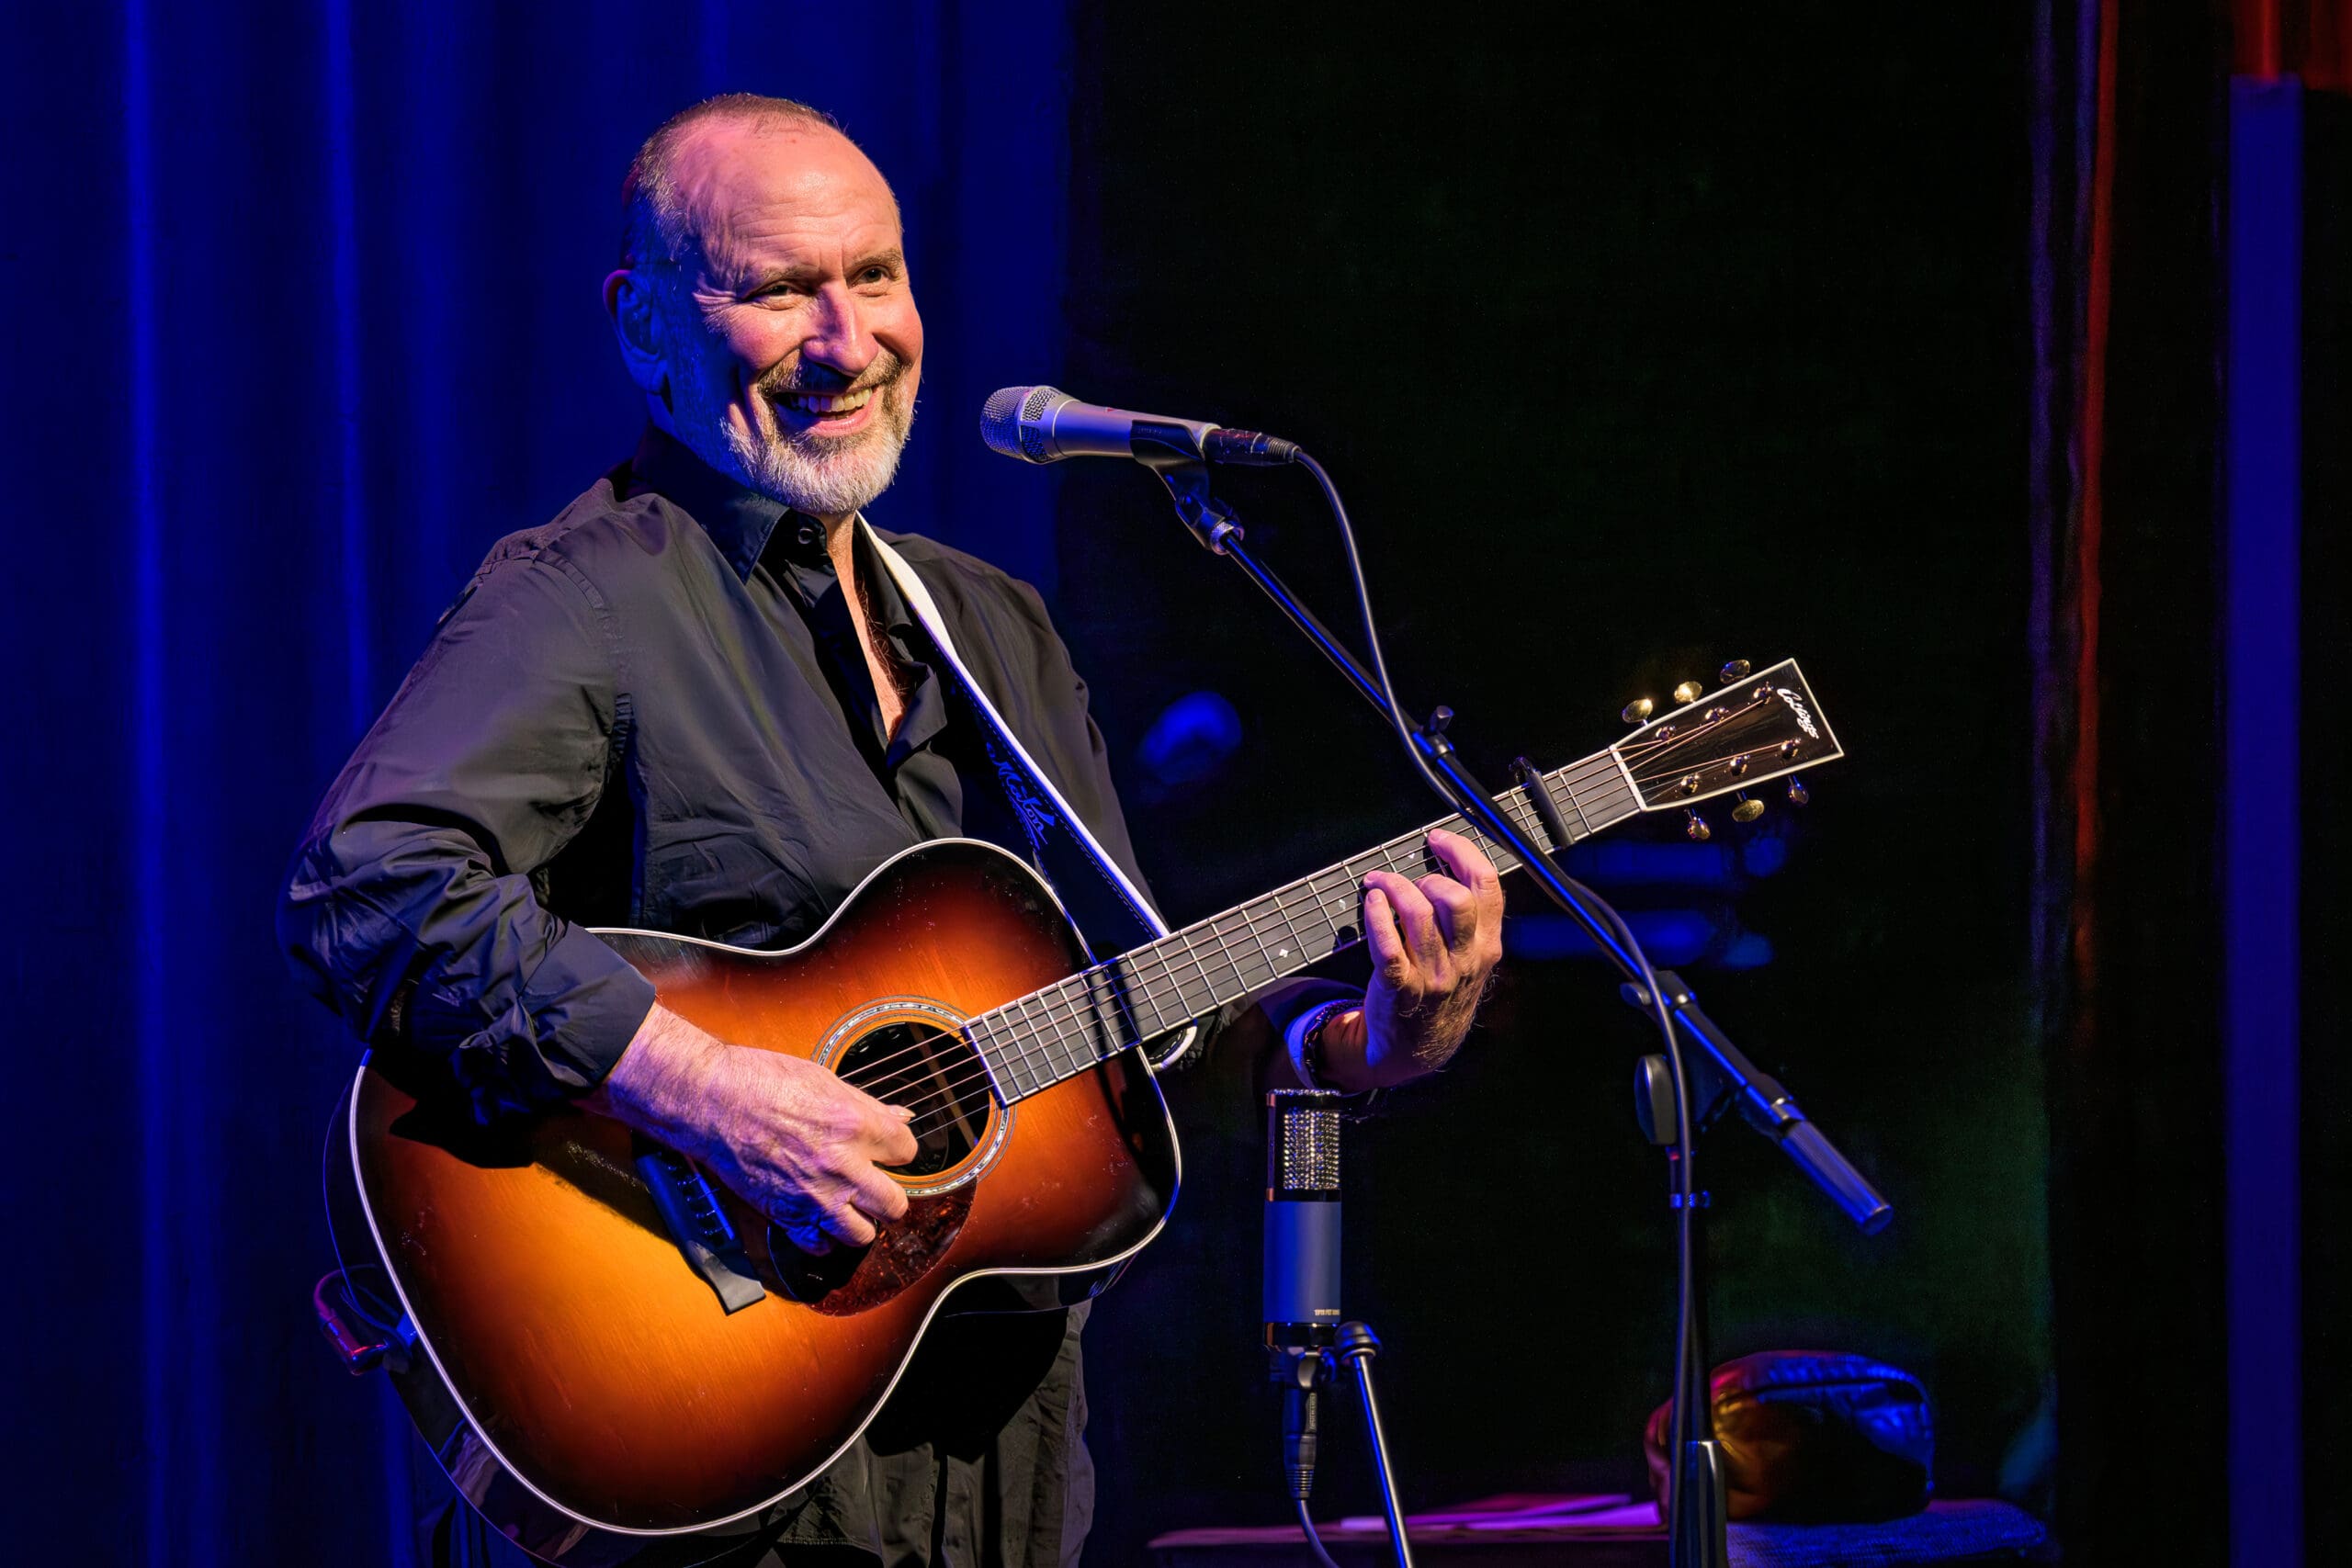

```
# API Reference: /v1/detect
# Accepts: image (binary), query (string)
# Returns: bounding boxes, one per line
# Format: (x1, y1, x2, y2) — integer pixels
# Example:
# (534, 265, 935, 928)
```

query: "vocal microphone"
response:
(979, 385, 1300, 468)
(1266, 1089, 1344, 1502)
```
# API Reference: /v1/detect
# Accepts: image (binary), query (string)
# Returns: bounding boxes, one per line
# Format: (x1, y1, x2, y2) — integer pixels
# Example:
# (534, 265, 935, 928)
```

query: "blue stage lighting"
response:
(1136, 691, 1244, 791)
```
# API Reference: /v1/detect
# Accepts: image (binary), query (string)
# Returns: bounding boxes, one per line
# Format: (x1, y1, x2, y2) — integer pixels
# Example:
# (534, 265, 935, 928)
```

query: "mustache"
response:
(757, 352, 908, 400)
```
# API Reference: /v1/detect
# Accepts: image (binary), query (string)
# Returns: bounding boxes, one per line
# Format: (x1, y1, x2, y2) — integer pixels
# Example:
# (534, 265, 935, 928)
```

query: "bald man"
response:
(281, 95, 1502, 1567)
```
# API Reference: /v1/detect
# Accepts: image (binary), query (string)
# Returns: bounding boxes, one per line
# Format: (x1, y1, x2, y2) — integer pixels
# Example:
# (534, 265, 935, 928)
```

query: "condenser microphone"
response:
(979, 385, 1300, 468)
(1266, 1089, 1343, 1347)
(1266, 1089, 1343, 1503)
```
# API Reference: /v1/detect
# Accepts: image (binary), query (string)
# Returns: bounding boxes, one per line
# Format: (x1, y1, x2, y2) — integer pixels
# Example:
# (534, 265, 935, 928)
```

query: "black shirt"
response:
(279, 424, 1178, 1564)
(280, 424, 1166, 1119)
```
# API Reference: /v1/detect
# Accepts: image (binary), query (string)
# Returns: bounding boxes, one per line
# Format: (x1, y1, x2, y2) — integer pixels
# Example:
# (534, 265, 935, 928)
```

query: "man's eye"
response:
(856, 266, 893, 286)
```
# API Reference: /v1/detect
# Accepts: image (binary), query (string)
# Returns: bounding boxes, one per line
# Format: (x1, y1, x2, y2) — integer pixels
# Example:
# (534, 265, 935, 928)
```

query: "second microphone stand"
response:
(1142, 449, 1888, 1568)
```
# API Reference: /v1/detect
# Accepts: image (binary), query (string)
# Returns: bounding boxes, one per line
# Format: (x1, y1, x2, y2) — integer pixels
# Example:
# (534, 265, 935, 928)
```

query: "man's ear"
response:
(604, 268, 668, 399)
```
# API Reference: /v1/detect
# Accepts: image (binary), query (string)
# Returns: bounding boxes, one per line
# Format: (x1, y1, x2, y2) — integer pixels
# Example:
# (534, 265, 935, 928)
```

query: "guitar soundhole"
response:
(833, 1021, 996, 1179)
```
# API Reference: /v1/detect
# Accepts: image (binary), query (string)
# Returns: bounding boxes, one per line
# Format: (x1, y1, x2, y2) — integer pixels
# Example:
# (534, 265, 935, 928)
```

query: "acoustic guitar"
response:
(319, 660, 1839, 1564)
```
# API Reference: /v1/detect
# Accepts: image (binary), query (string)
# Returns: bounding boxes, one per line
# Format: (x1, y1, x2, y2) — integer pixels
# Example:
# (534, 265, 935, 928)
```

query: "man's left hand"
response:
(1318, 828, 1505, 1090)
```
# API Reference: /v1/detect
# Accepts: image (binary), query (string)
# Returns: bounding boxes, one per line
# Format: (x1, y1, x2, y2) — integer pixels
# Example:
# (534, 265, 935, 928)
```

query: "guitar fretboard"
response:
(963, 749, 1640, 1101)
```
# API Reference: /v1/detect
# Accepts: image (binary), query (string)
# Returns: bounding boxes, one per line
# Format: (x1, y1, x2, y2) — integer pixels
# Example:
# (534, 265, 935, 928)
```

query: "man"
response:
(280, 95, 1502, 1566)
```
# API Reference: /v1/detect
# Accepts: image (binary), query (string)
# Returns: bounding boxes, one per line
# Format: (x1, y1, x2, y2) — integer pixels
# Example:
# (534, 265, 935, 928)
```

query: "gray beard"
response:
(717, 386, 914, 519)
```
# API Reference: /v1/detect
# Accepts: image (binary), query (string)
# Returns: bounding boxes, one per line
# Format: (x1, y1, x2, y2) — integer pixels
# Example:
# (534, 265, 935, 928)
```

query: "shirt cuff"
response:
(1256, 976, 1366, 1089)
(432, 921, 660, 1123)
(1283, 998, 1361, 1091)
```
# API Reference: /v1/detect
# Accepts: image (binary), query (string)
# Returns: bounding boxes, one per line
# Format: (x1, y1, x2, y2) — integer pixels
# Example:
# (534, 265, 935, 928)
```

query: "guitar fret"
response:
(1263, 888, 1309, 973)
(1057, 982, 1095, 1073)
(1031, 982, 1076, 1083)
(1062, 976, 1106, 1069)
(1058, 976, 1101, 1069)
(1180, 931, 1221, 1024)
(1013, 993, 1050, 1098)
(993, 999, 1026, 1100)
(1312, 868, 1358, 933)
(1192, 911, 1233, 1003)
(1553, 767, 1596, 840)
(1148, 948, 1193, 1037)
(967, 1014, 1010, 1101)
(1127, 948, 1186, 1041)
(1231, 901, 1279, 992)
(1078, 965, 1133, 1060)
(1232, 907, 1270, 991)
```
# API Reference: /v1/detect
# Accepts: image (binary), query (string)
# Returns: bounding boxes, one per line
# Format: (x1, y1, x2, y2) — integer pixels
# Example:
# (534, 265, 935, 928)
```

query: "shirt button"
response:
(796, 521, 822, 549)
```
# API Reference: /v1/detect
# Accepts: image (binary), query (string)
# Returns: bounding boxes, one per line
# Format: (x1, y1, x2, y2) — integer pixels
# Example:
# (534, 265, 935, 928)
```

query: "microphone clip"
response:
(1138, 449, 1246, 556)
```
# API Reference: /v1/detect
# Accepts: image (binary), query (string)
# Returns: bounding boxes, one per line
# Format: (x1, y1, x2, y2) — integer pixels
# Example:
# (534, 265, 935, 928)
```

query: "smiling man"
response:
(280, 96, 1502, 1567)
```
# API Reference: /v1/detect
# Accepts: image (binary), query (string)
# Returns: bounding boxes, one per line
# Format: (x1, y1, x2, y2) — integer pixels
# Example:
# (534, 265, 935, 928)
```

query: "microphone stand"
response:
(1268, 1085, 1416, 1568)
(1139, 449, 1890, 1568)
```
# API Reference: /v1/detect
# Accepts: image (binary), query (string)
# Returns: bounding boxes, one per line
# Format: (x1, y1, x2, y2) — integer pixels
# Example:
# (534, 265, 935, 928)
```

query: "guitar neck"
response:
(966, 746, 1643, 1101)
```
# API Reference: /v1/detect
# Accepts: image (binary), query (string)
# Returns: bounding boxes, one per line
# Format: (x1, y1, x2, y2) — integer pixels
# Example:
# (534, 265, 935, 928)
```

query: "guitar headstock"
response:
(1611, 659, 1841, 838)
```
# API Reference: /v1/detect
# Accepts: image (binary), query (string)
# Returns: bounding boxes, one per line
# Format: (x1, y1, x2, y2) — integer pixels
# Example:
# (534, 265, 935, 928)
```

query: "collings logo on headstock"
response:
(1615, 659, 1839, 817)
(1775, 686, 1821, 740)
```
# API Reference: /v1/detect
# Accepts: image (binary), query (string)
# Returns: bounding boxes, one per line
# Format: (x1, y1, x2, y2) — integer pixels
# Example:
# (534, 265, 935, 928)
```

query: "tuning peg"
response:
(1786, 775, 1809, 807)
(1672, 680, 1704, 705)
(1622, 696, 1655, 725)
(1718, 659, 1751, 684)
(1731, 791, 1765, 823)
(1683, 807, 1711, 842)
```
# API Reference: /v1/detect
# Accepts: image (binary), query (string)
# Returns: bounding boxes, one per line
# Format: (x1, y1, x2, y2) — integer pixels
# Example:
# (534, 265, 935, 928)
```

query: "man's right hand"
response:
(583, 1003, 920, 1254)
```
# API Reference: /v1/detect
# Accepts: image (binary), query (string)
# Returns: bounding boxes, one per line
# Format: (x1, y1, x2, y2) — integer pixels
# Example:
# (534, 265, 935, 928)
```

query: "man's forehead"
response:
(667, 118, 900, 267)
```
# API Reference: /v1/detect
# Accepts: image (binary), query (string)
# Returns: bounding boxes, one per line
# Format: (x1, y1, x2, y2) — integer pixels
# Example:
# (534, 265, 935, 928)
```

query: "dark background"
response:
(12, 2, 2336, 1565)
(1055, 8, 2044, 1562)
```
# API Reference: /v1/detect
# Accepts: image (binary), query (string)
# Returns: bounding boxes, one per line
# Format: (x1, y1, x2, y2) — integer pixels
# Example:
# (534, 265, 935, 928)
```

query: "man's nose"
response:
(798, 282, 877, 381)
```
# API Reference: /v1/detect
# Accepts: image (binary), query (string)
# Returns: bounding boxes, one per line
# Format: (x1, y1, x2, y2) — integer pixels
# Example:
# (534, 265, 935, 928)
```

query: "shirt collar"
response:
(627, 423, 828, 581)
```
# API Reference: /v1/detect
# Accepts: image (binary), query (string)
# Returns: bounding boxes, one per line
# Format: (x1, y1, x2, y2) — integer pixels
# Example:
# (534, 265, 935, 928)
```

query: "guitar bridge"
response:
(633, 1141, 767, 1315)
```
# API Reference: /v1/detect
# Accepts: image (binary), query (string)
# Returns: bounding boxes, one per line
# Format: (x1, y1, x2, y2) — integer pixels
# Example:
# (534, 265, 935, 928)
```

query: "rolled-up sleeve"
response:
(277, 544, 657, 1121)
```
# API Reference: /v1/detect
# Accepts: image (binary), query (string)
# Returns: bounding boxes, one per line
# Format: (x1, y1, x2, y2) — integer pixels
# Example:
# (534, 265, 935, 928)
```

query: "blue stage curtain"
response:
(0, 5, 1068, 1562)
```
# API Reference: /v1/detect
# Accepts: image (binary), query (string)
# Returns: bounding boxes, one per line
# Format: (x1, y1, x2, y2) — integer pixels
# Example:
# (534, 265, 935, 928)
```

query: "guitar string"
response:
(837, 813, 1535, 1103)
(773, 716, 1810, 1147)
(846, 805, 1733, 1136)
(1616, 695, 1766, 746)
(1618, 705, 1783, 771)
(842, 785, 1596, 1121)
(1616, 694, 1803, 774)
(837, 773, 1623, 1105)
(845, 784, 1621, 1111)
(831, 753, 1660, 1101)
(854, 704, 1814, 1133)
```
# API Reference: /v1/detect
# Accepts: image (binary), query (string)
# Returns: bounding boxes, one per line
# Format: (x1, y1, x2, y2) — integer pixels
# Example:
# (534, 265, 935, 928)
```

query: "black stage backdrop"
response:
(1058, 8, 2044, 1564)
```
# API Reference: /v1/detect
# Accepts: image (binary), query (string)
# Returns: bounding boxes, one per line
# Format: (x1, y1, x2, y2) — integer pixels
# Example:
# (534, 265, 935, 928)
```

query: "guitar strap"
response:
(862, 522, 1204, 1066)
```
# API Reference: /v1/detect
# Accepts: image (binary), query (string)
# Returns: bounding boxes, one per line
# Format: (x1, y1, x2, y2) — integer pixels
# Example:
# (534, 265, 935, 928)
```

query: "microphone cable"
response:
(1297, 1497, 1344, 1568)
(1285, 446, 1708, 1544)
(1293, 451, 1454, 811)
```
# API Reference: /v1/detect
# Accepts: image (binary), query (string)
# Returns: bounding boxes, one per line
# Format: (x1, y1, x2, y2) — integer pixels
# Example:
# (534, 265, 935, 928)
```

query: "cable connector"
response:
(1275, 1346, 1326, 1501)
